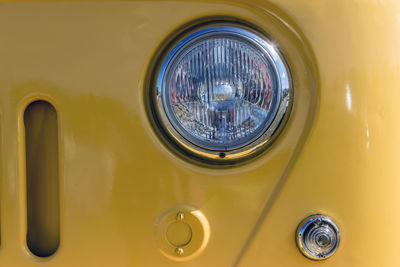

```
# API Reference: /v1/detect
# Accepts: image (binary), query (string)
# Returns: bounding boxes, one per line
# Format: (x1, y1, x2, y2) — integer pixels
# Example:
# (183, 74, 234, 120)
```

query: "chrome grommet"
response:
(296, 214, 340, 260)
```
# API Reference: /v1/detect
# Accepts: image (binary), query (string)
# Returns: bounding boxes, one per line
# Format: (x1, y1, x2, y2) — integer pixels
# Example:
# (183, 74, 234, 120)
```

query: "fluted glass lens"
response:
(162, 33, 279, 150)
(298, 216, 340, 260)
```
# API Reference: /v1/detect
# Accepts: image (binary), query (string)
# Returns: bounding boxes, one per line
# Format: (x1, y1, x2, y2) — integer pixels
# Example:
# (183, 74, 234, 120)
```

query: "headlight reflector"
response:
(155, 26, 291, 160)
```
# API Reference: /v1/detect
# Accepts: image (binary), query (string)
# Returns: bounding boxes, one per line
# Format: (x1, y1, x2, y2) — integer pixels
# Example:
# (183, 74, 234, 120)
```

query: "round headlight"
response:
(154, 25, 291, 161)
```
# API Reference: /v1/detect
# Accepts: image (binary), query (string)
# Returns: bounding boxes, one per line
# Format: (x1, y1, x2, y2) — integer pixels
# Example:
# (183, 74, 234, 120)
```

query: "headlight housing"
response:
(153, 25, 292, 162)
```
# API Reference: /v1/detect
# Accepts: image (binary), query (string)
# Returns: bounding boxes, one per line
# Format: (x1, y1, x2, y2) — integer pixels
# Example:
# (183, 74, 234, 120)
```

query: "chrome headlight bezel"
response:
(152, 23, 292, 163)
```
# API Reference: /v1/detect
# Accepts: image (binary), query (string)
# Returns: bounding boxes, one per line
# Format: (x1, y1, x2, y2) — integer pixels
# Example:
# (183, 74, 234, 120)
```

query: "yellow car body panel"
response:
(0, 0, 399, 266)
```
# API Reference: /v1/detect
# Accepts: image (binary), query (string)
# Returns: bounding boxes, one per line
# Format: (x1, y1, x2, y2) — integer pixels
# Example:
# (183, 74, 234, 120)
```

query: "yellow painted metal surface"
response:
(0, 0, 398, 266)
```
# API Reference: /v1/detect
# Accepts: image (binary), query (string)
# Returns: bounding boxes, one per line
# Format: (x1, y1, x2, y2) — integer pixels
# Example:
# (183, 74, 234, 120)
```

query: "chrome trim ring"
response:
(296, 214, 340, 260)
(153, 24, 292, 162)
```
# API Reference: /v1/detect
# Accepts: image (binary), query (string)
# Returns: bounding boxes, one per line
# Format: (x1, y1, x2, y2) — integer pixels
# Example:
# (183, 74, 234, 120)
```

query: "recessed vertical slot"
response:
(24, 101, 59, 257)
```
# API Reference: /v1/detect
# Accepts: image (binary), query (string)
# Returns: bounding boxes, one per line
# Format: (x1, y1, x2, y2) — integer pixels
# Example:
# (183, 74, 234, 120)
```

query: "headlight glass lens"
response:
(156, 26, 291, 156)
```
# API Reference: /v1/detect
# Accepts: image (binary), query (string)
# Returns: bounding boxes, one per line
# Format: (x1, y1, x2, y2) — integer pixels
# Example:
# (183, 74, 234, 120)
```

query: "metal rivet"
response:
(175, 247, 184, 256)
(176, 212, 185, 221)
